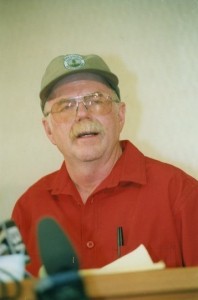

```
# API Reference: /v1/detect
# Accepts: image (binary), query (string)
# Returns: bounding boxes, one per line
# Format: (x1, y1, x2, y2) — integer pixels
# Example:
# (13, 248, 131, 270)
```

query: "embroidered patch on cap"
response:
(63, 54, 85, 70)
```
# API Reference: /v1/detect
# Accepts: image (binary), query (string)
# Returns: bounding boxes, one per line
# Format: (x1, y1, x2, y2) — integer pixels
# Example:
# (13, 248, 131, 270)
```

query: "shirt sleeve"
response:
(180, 183, 198, 266)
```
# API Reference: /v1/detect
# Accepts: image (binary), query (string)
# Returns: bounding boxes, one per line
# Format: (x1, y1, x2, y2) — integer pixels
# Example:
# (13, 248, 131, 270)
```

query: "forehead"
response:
(47, 72, 113, 100)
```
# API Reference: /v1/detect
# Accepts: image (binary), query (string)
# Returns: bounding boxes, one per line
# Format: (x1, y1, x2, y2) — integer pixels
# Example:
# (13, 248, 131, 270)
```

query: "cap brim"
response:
(40, 69, 118, 102)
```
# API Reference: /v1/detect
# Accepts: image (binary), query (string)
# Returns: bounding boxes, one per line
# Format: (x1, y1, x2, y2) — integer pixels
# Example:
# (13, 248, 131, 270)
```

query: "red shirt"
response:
(12, 140, 198, 276)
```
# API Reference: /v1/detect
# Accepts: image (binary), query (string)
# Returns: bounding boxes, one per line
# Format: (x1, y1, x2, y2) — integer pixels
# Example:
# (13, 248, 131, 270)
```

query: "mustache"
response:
(70, 119, 104, 139)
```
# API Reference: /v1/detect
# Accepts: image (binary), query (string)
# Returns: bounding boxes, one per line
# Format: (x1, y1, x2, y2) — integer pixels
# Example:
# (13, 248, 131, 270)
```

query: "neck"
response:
(65, 144, 122, 203)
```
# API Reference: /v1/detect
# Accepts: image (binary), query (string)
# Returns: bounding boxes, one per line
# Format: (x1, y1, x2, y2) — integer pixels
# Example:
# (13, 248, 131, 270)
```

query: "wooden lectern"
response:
(0, 267, 198, 300)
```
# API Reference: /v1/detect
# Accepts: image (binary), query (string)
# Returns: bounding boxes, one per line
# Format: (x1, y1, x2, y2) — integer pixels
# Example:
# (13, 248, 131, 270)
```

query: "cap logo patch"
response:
(64, 54, 85, 70)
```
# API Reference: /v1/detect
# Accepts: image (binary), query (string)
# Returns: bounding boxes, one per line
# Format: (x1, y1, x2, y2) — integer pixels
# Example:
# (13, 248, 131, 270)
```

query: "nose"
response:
(75, 100, 89, 119)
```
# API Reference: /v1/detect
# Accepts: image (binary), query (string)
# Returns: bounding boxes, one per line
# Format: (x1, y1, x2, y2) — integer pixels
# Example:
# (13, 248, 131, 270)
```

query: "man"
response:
(12, 54, 198, 276)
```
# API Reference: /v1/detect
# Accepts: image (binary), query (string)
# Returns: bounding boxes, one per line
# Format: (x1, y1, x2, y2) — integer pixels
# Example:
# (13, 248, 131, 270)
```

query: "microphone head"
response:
(37, 217, 79, 275)
(0, 219, 30, 263)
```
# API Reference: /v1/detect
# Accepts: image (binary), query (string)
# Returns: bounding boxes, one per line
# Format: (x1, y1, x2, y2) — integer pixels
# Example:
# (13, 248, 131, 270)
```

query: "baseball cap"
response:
(40, 54, 120, 111)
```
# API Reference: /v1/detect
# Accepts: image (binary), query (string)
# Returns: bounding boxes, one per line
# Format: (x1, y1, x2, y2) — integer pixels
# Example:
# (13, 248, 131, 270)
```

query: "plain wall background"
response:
(1, 0, 198, 220)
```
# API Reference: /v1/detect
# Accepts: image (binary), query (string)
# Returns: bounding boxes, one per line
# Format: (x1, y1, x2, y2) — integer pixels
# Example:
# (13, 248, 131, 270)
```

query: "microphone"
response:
(37, 217, 79, 274)
(0, 219, 30, 263)
(35, 217, 88, 300)
(0, 219, 31, 299)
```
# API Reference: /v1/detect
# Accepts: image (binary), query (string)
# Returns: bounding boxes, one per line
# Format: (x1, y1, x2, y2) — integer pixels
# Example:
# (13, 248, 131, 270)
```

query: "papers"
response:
(80, 244, 165, 276)
(39, 244, 165, 278)
(0, 254, 25, 282)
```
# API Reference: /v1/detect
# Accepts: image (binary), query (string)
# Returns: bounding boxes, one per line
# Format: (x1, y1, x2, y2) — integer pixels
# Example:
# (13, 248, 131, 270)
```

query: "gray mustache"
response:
(70, 120, 104, 139)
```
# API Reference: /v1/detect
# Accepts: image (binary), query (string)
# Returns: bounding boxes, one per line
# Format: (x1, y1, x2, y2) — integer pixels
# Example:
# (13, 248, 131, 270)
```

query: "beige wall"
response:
(1, 0, 198, 220)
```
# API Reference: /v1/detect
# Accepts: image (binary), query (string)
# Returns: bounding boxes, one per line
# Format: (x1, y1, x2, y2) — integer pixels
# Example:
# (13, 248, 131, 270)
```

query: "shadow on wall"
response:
(106, 54, 142, 142)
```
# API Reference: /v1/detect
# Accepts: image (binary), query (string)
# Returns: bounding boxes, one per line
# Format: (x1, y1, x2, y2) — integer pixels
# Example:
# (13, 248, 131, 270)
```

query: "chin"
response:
(76, 149, 103, 162)
(72, 141, 105, 162)
(79, 154, 101, 162)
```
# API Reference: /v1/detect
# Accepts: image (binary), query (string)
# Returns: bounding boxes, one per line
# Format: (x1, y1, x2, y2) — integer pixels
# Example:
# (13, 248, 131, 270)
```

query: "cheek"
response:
(100, 114, 122, 138)
(50, 122, 71, 144)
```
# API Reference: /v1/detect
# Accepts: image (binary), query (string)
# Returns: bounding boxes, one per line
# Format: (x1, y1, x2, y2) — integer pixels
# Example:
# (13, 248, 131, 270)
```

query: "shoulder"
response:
(145, 155, 197, 183)
(21, 169, 59, 195)
(12, 163, 67, 210)
(144, 156, 198, 206)
(123, 140, 198, 185)
(124, 140, 198, 198)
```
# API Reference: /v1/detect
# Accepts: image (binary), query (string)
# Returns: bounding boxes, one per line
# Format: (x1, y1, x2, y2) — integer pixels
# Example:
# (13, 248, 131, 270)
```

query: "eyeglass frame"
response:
(43, 91, 121, 122)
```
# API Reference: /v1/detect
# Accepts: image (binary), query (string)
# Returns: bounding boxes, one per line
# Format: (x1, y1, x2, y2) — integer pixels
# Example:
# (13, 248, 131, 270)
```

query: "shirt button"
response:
(86, 241, 94, 248)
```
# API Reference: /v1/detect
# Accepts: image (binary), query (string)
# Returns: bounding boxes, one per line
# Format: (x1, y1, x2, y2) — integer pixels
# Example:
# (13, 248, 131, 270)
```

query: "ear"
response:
(42, 118, 57, 145)
(118, 102, 126, 130)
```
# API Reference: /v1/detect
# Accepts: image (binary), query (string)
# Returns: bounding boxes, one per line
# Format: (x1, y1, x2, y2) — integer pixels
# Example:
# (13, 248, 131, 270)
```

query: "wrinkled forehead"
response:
(47, 72, 113, 100)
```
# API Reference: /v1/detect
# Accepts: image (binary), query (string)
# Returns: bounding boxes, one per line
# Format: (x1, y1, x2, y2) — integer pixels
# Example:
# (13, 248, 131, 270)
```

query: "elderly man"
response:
(12, 54, 198, 276)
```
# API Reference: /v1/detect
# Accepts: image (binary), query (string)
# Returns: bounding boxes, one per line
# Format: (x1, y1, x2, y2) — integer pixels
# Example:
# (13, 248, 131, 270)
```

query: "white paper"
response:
(0, 254, 25, 282)
(80, 244, 165, 275)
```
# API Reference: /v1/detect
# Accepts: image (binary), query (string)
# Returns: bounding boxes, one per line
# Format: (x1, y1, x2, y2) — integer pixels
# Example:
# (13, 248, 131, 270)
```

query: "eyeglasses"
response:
(44, 92, 120, 123)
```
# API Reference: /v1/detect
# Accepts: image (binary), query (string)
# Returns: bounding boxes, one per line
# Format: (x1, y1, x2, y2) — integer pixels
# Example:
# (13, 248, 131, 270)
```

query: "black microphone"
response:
(0, 219, 30, 263)
(35, 217, 88, 300)
(37, 217, 79, 274)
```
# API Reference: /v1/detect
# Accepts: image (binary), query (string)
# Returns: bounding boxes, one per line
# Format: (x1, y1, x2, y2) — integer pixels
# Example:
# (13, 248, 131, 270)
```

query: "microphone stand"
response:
(35, 270, 88, 300)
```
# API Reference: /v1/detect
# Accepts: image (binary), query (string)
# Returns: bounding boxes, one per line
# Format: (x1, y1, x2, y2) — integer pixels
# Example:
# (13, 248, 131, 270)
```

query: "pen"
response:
(117, 226, 124, 258)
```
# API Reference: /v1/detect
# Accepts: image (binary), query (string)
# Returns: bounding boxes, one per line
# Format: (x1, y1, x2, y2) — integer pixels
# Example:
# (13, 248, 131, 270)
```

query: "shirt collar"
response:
(50, 162, 74, 195)
(98, 140, 147, 189)
(50, 140, 147, 195)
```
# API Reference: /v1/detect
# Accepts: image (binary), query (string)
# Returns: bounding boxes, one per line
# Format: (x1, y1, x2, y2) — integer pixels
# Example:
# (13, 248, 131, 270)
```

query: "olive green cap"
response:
(40, 54, 120, 111)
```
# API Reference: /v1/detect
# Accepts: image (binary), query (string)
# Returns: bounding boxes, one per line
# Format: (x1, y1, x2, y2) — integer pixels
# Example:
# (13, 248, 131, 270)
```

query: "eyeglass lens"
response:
(50, 93, 116, 123)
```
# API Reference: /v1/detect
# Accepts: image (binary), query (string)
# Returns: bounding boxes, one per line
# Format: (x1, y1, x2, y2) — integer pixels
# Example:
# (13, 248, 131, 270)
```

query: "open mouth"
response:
(70, 120, 104, 140)
(77, 131, 99, 138)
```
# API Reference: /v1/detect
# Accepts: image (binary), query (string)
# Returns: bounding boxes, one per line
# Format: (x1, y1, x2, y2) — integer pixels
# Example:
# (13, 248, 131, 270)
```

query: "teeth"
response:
(78, 132, 98, 138)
